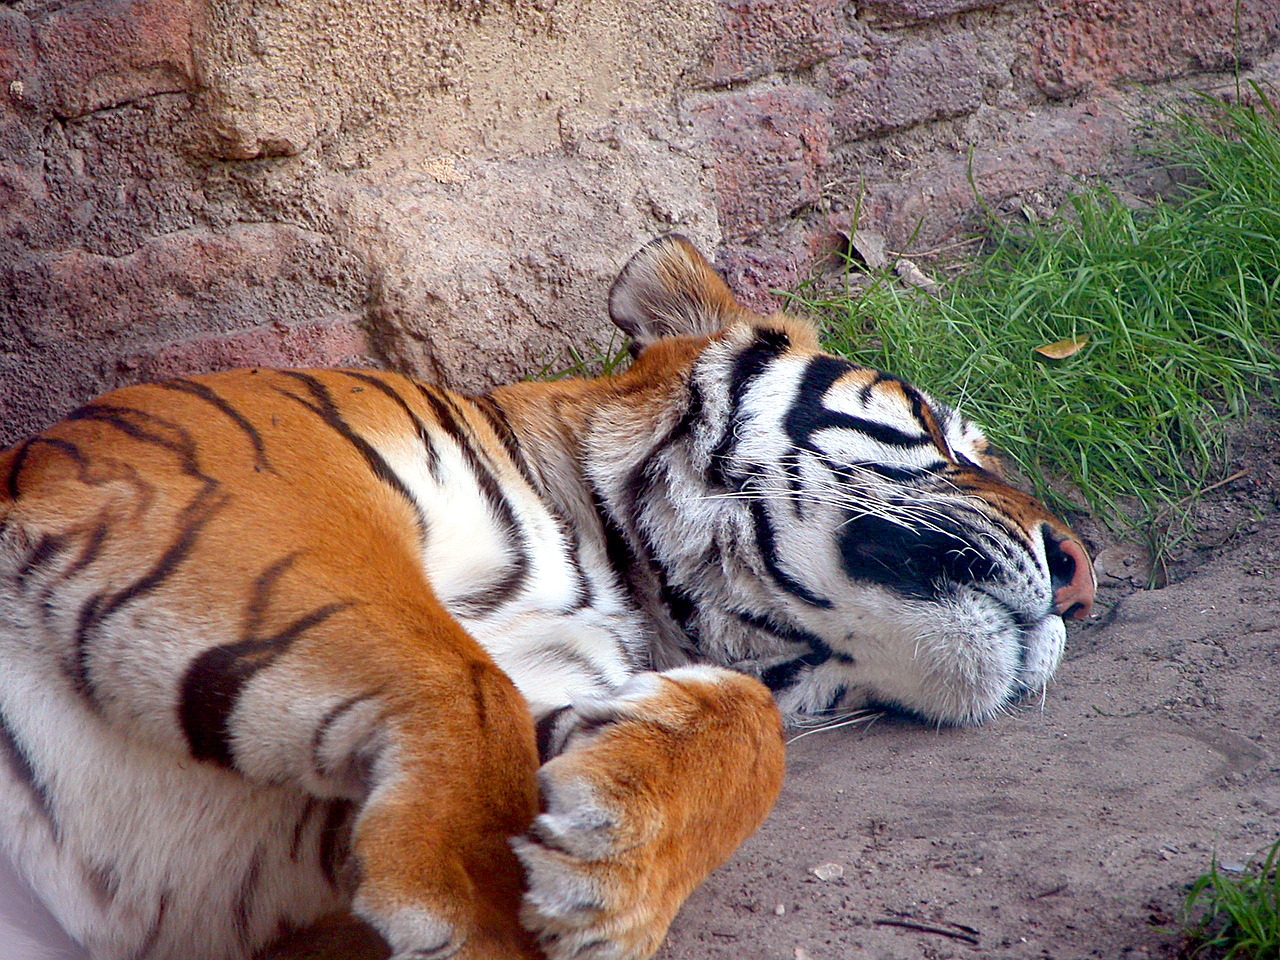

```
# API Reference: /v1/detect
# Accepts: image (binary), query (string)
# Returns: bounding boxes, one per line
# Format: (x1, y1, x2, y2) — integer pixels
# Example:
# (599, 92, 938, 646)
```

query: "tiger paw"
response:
(513, 667, 785, 960)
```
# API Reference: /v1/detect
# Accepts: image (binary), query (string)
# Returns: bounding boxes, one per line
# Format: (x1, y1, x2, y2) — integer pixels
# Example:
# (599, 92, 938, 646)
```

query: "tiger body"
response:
(0, 237, 1094, 960)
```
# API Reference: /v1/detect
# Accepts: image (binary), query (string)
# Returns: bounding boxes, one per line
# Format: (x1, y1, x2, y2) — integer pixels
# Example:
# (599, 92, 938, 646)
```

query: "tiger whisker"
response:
(786, 710, 879, 744)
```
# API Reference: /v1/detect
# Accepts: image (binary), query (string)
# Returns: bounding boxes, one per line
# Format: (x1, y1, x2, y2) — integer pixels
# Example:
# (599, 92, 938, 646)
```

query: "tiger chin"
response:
(0, 235, 1094, 960)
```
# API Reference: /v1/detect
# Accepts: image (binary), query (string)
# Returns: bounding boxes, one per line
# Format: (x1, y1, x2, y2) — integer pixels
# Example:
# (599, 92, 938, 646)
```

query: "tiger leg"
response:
(513, 666, 785, 960)
(194, 616, 545, 960)
(1, 594, 542, 959)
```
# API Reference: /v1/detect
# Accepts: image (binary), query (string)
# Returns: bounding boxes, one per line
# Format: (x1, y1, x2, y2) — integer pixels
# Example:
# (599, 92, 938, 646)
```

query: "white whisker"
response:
(786, 710, 879, 744)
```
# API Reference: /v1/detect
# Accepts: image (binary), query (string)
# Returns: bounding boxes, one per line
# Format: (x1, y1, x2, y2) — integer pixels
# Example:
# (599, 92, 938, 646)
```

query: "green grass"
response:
(536, 331, 631, 380)
(1182, 838, 1280, 959)
(793, 88, 1280, 554)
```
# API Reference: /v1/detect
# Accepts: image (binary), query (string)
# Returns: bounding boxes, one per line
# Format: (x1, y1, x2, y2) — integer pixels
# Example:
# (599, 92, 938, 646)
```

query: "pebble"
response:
(812, 862, 844, 881)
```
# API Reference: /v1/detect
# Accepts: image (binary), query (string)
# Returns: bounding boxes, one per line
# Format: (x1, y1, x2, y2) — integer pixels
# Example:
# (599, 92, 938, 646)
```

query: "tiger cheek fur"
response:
(0, 234, 1090, 960)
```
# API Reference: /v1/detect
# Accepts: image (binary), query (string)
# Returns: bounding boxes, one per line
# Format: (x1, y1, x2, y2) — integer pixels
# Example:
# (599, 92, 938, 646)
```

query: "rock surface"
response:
(4, 1, 1280, 445)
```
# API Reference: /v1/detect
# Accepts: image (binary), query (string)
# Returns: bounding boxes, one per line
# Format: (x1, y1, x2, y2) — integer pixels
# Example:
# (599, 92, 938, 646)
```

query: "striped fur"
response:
(0, 236, 1092, 960)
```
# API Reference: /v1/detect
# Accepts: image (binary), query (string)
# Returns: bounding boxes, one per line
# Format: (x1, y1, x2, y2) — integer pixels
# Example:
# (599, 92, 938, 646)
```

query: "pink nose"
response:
(1052, 537, 1095, 620)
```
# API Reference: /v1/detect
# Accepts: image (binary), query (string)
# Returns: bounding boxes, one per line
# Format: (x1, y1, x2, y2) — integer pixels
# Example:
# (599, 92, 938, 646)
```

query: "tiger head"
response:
(589, 235, 1095, 726)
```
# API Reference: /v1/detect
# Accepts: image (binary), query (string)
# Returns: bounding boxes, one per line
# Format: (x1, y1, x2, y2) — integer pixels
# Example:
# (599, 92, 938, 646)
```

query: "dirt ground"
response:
(661, 410, 1280, 960)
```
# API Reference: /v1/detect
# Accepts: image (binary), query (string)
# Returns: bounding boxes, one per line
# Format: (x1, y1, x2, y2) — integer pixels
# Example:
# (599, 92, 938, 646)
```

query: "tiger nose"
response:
(1042, 529, 1095, 620)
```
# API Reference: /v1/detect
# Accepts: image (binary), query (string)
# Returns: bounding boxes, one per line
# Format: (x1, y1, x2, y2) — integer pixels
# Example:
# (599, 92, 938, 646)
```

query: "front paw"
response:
(513, 667, 785, 960)
(511, 755, 666, 960)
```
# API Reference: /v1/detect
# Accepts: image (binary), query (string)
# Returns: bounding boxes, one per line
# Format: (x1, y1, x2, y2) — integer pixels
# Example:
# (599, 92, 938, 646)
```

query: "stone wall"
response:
(2, 0, 1278, 446)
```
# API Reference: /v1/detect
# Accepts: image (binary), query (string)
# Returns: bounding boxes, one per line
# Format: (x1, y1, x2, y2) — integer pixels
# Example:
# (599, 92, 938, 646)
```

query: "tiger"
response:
(0, 234, 1095, 960)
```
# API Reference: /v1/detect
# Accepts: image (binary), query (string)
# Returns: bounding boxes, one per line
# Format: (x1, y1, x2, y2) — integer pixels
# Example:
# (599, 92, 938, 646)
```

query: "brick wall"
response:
(1, 0, 1277, 446)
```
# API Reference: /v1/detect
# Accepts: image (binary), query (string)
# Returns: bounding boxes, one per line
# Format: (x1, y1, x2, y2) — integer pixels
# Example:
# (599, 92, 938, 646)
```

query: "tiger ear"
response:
(608, 235, 747, 351)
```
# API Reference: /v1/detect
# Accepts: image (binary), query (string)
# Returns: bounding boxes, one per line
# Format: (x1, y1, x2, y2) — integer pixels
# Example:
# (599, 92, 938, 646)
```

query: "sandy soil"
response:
(661, 412, 1280, 960)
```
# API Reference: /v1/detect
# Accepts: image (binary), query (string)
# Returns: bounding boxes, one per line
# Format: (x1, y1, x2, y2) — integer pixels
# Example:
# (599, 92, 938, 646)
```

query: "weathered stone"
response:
(34, 0, 197, 118)
(0, 8, 36, 89)
(856, 100, 1133, 251)
(29, 96, 203, 257)
(127, 320, 371, 382)
(0, 163, 41, 245)
(1020, 0, 1280, 99)
(715, 217, 834, 312)
(697, 0, 842, 87)
(349, 119, 719, 392)
(2, 0, 1280, 456)
(831, 34, 983, 139)
(695, 87, 831, 242)
(858, 0, 1008, 29)
(0, 350, 114, 446)
(193, 0, 718, 162)
(2, 224, 367, 349)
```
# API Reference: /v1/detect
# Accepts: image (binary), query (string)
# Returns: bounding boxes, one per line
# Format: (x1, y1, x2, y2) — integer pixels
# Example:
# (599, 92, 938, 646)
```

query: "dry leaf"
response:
(811, 862, 844, 881)
(1033, 335, 1089, 359)
(849, 230, 888, 271)
(893, 258, 940, 296)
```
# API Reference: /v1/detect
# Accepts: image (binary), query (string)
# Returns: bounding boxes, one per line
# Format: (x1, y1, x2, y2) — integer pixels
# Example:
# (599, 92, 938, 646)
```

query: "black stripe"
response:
(5, 439, 33, 500)
(289, 797, 321, 861)
(17, 532, 72, 583)
(602, 378, 721, 650)
(785, 356, 930, 450)
(5, 440, 32, 499)
(233, 850, 263, 946)
(6, 437, 92, 501)
(340, 372, 441, 479)
(274, 372, 426, 537)
(760, 658, 809, 692)
(471, 392, 539, 489)
(538, 642, 617, 691)
(631, 456, 705, 650)
(413, 384, 531, 617)
(84, 860, 121, 908)
(560, 523, 593, 610)
(157, 379, 273, 473)
(67, 403, 194, 453)
(535, 705, 574, 763)
(591, 489, 639, 596)
(65, 521, 108, 578)
(737, 609, 847, 692)
(318, 800, 355, 888)
(72, 489, 227, 704)
(412, 383, 480, 460)
(586, 492, 648, 675)
(126, 890, 169, 960)
(311, 691, 378, 782)
(180, 556, 348, 768)
(748, 498, 832, 608)
(735, 609, 846, 663)
(180, 600, 348, 768)
(61, 405, 225, 703)
(245, 554, 294, 637)
(708, 328, 790, 488)
(470, 661, 489, 730)
(819, 685, 850, 713)
(0, 708, 59, 841)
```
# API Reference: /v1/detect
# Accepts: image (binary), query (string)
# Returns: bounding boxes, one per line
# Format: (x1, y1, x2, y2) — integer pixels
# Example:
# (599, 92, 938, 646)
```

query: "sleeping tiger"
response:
(0, 235, 1094, 960)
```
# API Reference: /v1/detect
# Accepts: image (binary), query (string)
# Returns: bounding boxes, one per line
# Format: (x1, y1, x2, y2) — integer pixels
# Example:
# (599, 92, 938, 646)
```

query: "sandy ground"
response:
(661, 414, 1280, 960)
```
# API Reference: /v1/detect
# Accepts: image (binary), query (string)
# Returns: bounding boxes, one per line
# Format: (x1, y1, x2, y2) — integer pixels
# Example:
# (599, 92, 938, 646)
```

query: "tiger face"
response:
(591, 235, 1095, 726)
